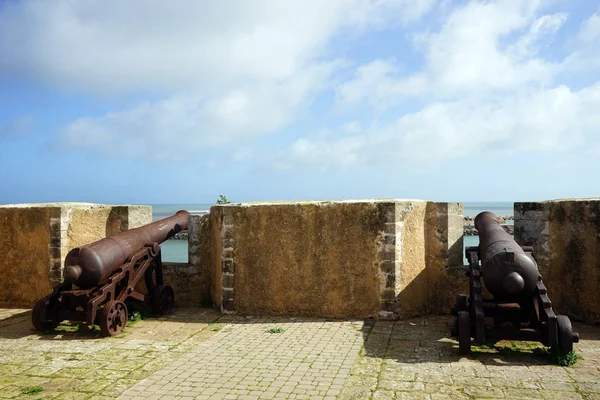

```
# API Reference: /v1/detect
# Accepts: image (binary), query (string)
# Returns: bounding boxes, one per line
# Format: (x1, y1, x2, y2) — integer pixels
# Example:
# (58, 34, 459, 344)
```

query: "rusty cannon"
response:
(32, 210, 189, 336)
(452, 211, 579, 355)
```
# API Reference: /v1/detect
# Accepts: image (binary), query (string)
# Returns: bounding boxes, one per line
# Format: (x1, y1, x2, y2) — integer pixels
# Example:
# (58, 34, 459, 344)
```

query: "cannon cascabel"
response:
(474, 211, 539, 298)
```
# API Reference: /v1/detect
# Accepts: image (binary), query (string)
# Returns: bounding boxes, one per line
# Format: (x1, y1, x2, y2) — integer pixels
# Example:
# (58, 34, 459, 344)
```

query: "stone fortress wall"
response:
(202, 200, 464, 319)
(0, 203, 151, 306)
(1, 199, 598, 324)
(515, 199, 600, 324)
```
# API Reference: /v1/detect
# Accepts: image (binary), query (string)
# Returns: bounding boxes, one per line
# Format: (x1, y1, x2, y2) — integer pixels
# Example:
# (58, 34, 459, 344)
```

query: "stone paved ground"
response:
(0, 308, 599, 400)
(0, 308, 29, 321)
(119, 317, 364, 400)
(0, 307, 223, 399)
(341, 316, 600, 400)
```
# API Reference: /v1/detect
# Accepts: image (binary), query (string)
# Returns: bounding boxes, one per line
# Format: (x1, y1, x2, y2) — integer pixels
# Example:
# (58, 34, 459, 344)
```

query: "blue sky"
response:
(1, 0, 600, 205)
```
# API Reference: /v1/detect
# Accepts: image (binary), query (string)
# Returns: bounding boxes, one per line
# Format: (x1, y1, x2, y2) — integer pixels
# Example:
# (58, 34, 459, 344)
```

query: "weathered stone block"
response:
(222, 288, 234, 301)
(205, 199, 463, 319)
(222, 259, 234, 274)
(184, 213, 212, 306)
(161, 261, 204, 307)
(380, 261, 395, 274)
(222, 273, 234, 288)
(515, 199, 600, 323)
(0, 203, 151, 306)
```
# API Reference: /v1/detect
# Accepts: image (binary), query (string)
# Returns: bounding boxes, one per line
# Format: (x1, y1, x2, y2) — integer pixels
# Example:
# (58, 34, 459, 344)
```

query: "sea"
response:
(152, 203, 212, 263)
(463, 202, 514, 264)
(153, 202, 514, 264)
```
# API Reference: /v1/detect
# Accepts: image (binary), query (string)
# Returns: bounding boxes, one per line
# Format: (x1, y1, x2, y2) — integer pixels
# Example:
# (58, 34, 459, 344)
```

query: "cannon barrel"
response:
(63, 210, 189, 289)
(475, 211, 539, 298)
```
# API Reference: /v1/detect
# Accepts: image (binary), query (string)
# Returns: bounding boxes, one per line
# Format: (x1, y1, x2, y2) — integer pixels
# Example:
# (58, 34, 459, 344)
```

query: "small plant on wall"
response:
(216, 194, 231, 204)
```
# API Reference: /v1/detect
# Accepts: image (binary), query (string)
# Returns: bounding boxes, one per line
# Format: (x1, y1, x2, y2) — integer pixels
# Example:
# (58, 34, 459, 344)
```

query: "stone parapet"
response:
(185, 213, 212, 306)
(200, 200, 463, 319)
(515, 199, 600, 323)
(0, 203, 151, 306)
(161, 262, 206, 307)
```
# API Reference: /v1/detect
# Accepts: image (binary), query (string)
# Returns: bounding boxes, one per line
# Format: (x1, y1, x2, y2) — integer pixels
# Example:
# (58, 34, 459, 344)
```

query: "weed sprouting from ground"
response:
(21, 386, 43, 395)
(554, 351, 581, 366)
(127, 310, 142, 326)
(470, 340, 579, 366)
(471, 344, 493, 354)
(266, 328, 285, 334)
(126, 303, 160, 320)
(473, 340, 581, 366)
(53, 324, 79, 333)
(534, 347, 581, 366)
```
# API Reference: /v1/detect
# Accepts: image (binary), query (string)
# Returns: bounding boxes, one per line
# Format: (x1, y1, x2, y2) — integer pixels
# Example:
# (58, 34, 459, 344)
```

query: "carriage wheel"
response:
(450, 296, 466, 336)
(455, 295, 468, 314)
(457, 311, 471, 354)
(152, 284, 175, 314)
(450, 320, 458, 337)
(32, 299, 60, 331)
(99, 301, 128, 336)
(556, 315, 574, 354)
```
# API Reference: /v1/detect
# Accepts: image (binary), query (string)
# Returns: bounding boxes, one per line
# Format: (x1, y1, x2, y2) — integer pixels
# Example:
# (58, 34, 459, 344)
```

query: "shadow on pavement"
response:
(2, 304, 598, 367)
(0, 305, 333, 341)
(359, 314, 599, 367)
(0, 305, 223, 340)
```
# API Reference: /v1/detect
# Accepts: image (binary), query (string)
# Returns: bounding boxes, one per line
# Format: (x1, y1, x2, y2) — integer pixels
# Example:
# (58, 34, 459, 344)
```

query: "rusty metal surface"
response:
(32, 211, 186, 336)
(475, 211, 539, 298)
(452, 211, 579, 356)
(64, 210, 189, 289)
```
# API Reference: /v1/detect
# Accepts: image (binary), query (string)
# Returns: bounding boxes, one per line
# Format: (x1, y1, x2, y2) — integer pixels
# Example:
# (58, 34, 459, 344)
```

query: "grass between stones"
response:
(534, 347, 581, 366)
(20, 386, 44, 395)
(0, 308, 225, 400)
(471, 340, 581, 366)
(41, 301, 156, 337)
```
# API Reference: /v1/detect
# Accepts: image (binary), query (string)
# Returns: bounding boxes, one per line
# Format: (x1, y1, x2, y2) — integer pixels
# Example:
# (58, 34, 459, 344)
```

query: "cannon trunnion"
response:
(32, 210, 189, 336)
(452, 211, 579, 355)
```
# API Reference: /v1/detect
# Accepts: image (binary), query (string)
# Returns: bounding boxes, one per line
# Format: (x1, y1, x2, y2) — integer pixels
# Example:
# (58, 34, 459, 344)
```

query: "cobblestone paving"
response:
(341, 316, 600, 400)
(119, 317, 364, 400)
(1, 308, 599, 400)
(0, 308, 29, 321)
(0, 307, 223, 399)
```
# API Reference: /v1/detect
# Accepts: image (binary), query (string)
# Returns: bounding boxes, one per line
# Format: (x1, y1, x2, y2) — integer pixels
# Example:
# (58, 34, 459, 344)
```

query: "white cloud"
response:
(580, 12, 600, 43)
(0, 0, 436, 159)
(341, 121, 362, 135)
(336, 1, 566, 111)
(422, 0, 550, 92)
(62, 61, 336, 159)
(346, 0, 437, 29)
(275, 136, 366, 172)
(508, 12, 568, 59)
(3, 0, 598, 173)
(283, 84, 600, 169)
(336, 59, 428, 109)
(561, 12, 600, 74)
(285, 0, 600, 171)
(388, 84, 599, 161)
(0, 0, 435, 93)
